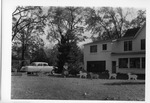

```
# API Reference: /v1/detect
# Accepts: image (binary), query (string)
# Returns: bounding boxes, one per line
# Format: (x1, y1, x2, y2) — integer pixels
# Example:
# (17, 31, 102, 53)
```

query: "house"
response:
(84, 23, 146, 74)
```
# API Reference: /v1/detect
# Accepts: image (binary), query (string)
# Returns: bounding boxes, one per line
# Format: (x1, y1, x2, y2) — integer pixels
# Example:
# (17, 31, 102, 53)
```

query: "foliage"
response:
(46, 7, 86, 72)
(130, 10, 146, 28)
(31, 48, 48, 63)
(44, 45, 59, 66)
(68, 42, 84, 68)
(12, 6, 46, 41)
(12, 6, 46, 65)
(56, 39, 83, 73)
(84, 7, 146, 41)
(46, 7, 86, 43)
(12, 6, 146, 71)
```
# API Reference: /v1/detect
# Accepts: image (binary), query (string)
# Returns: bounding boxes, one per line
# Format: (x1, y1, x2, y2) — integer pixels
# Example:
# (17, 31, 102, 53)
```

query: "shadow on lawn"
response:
(104, 81, 145, 85)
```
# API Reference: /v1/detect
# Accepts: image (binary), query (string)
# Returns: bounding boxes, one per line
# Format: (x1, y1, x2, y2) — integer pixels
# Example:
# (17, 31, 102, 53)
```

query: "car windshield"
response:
(30, 62, 49, 66)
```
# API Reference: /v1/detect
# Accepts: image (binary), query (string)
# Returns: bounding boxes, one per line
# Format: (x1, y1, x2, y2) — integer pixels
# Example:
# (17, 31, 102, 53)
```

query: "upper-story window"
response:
(141, 39, 145, 50)
(90, 45, 97, 53)
(102, 44, 107, 50)
(124, 41, 132, 51)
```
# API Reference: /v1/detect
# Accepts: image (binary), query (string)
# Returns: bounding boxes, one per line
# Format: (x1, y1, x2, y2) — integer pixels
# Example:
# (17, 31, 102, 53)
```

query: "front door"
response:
(112, 61, 116, 73)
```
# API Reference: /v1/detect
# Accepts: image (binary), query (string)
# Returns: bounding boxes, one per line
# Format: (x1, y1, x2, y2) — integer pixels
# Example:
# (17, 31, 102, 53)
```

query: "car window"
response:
(43, 64, 48, 66)
(37, 64, 43, 66)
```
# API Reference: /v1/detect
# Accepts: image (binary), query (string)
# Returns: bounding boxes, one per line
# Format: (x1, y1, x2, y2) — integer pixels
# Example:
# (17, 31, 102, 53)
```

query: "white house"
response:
(84, 23, 145, 74)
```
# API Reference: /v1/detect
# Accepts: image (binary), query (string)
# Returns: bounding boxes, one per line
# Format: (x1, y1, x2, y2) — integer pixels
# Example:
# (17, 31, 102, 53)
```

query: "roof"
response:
(31, 62, 48, 64)
(123, 27, 141, 38)
(118, 23, 146, 41)
(84, 23, 146, 46)
(84, 39, 113, 46)
(111, 51, 145, 56)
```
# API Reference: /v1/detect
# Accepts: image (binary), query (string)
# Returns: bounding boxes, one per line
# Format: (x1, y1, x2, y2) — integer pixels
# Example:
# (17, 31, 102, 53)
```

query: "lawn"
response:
(11, 74, 145, 101)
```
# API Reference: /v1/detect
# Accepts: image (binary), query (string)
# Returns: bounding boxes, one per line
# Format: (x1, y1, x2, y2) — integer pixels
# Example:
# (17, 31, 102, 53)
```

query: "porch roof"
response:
(111, 51, 145, 56)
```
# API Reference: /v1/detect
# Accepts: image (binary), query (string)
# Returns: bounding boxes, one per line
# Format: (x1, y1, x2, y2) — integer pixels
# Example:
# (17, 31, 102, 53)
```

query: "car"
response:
(20, 62, 55, 75)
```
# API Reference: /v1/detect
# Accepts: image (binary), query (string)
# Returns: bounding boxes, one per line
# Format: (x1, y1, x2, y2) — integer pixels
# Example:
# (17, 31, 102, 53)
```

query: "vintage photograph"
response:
(11, 6, 146, 101)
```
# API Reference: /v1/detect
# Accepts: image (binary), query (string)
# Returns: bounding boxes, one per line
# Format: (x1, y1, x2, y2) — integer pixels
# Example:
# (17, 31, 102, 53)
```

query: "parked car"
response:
(20, 62, 55, 75)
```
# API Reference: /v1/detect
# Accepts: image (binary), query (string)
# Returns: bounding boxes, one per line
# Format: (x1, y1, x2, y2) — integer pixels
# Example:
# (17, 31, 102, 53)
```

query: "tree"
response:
(84, 7, 140, 41)
(12, 6, 46, 41)
(47, 7, 86, 43)
(68, 42, 84, 68)
(31, 48, 48, 63)
(44, 45, 59, 66)
(12, 6, 46, 68)
(130, 10, 146, 28)
(12, 42, 22, 60)
(46, 7, 86, 73)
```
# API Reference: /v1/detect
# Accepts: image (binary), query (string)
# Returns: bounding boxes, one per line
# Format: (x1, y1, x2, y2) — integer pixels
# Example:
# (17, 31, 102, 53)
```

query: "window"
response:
(102, 44, 107, 50)
(124, 41, 132, 51)
(119, 57, 145, 69)
(130, 58, 140, 68)
(90, 45, 97, 53)
(142, 57, 145, 68)
(43, 64, 48, 66)
(119, 58, 128, 68)
(141, 39, 145, 50)
(38, 64, 43, 66)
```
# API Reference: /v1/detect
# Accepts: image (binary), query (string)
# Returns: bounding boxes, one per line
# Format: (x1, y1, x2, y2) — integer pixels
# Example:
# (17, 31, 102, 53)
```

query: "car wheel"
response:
(51, 71, 54, 75)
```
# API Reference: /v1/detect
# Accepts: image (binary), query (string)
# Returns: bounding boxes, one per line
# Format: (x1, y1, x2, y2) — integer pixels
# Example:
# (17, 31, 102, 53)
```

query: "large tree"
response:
(12, 6, 46, 41)
(12, 6, 46, 67)
(84, 7, 146, 41)
(47, 7, 86, 72)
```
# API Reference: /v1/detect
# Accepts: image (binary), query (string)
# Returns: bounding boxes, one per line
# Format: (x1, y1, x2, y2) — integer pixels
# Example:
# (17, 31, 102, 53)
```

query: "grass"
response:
(11, 74, 145, 101)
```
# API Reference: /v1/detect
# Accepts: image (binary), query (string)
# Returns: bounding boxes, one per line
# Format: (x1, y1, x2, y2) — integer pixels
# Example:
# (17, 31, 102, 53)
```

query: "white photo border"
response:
(1, 0, 150, 103)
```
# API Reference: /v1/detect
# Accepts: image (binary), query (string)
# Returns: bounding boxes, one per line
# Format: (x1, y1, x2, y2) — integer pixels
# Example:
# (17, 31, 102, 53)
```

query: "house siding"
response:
(112, 24, 146, 52)
(84, 24, 145, 74)
(84, 43, 113, 72)
(132, 25, 146, 51)
(111, 25, 145, 74)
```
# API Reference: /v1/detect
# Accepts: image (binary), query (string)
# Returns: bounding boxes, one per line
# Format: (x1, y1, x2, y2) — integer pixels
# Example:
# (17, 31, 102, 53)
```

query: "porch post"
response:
(140, 57, 142, 69)
(128, 58, 130, 68)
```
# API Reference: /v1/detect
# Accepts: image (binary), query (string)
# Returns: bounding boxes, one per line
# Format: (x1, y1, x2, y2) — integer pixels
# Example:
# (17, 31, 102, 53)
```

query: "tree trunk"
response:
(21, 34, 25, 69)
